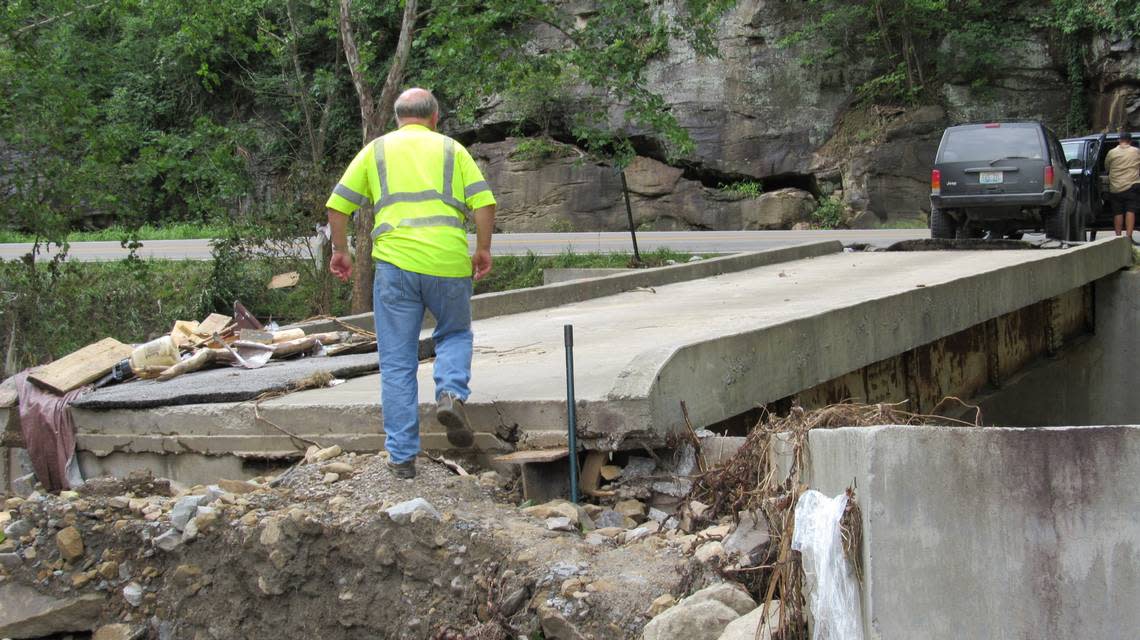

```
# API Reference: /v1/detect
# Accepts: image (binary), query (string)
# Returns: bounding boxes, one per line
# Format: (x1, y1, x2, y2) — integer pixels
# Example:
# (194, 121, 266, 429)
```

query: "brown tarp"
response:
(13, 371, 89, 492)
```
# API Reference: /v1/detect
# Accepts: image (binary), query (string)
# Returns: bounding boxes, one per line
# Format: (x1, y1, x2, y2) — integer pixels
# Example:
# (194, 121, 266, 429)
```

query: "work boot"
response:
(436, 392, 475, 448)
(386, 458, 416, 480)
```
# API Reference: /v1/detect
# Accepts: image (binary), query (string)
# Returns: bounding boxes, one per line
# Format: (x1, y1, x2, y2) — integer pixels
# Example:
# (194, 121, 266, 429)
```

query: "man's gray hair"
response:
(395, 90, 439, 122)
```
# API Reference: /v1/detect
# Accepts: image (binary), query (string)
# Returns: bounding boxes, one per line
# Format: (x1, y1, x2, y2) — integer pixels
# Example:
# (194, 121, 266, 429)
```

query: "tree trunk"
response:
(338, 0, 418, 313)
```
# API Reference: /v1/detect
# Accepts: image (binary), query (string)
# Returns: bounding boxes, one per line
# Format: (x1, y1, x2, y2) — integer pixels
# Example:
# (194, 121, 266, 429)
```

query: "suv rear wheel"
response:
(931, 207, 957, 239)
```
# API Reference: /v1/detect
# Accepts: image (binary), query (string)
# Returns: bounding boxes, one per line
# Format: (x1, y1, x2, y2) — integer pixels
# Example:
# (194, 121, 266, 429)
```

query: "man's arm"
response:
(472, 204, 495, 281)
(327, 209, 352, 282)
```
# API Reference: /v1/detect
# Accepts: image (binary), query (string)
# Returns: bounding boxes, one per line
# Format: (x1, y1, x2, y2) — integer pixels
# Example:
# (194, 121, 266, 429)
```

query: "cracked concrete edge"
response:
(290, 241, 844, 333)
(72, 392, 652, 464)
(644, 237, 1132, 436)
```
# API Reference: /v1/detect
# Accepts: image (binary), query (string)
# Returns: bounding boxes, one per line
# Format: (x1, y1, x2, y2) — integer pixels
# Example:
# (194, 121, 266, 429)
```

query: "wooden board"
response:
(493, 448, 569, 464)
(195, 313, 232, 337)
(268, 271, 300, 289)
(170, 320, 200, 348)
(578, 450, 607, 495)
(29, 337, 133, 394)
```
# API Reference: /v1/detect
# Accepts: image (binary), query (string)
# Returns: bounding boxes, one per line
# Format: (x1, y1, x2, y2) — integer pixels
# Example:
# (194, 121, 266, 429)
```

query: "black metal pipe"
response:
(620, 170, 642, 264)
(564, 324, 579, 503)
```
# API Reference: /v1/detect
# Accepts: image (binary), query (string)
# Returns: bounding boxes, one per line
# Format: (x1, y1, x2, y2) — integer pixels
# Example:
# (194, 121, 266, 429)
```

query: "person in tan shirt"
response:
(1105, 131, 1140, 242)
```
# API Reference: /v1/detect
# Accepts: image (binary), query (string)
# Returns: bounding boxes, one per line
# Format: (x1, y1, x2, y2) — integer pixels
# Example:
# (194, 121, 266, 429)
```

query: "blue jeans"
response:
(374, 262, 473, 464)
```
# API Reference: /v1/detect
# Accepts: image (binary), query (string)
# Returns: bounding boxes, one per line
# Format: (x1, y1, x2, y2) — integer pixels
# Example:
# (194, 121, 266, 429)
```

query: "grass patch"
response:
(718, 180, 763, 198)
(0, 223, 228, 243)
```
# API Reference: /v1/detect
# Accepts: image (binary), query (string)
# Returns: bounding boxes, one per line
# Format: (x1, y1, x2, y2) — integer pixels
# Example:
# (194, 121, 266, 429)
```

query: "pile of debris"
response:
(0, 438, 802, 640)
(685, 401, 979, 638)
(26, 303, 374, 393)
(3, 302, 376, 494)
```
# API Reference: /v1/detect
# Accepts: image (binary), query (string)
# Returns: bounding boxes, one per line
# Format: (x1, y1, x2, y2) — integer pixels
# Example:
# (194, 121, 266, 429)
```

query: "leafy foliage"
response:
(811, 196, 846, 229)
(719, 180, 763, 198)
(415, 0, 734, 165)
(784, 0, 1139, 111)
(509, 138, 571, 162)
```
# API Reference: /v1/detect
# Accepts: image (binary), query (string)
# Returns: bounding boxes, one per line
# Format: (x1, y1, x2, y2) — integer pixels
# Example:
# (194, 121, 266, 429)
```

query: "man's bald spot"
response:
(395, 88, 439, 124)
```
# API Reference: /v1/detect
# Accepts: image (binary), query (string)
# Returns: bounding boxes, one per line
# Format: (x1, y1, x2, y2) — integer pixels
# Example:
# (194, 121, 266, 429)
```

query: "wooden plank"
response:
(268, 271, 300, 289)
(170, 320, 200, 348)
(493, 448, 569, 464)
(238, 329, 275, 345)
(578, 450, 607, 495)
(195, 313, 232, 337)
(29, 338, 133, 394)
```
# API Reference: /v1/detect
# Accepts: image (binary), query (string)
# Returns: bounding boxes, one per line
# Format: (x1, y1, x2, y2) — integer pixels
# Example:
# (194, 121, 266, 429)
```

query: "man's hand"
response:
(330, 250, 352, 282)
(472, 248, 492, 281)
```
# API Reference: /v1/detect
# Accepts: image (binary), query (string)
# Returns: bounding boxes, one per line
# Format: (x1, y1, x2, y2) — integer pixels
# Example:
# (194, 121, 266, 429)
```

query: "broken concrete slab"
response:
(0, 582, 104, 638)
(722, 511, 770, 565)
(73, 353, 378, 410)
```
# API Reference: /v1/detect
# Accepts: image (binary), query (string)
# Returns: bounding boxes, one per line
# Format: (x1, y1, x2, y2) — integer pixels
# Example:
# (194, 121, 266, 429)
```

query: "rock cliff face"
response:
(461, 3, 1140, 232)
(1090, 35, 1140, 131)
(470, 141, 816, 232)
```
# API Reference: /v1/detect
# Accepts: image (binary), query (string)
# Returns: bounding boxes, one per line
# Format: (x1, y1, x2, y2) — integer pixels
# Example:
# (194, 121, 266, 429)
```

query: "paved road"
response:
(0, 230, 927, 262)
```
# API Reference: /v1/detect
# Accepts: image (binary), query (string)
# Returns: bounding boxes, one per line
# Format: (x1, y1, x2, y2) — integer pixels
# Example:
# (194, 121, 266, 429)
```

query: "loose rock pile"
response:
(0, 446, 787, 639)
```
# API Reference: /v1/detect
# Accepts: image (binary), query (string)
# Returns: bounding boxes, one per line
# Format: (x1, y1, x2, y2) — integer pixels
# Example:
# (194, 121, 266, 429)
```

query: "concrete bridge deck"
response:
(69, 237, 1132, 479)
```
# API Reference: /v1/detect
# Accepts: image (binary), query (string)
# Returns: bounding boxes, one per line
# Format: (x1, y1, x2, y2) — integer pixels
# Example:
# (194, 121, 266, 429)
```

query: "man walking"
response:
(325, 88, 496, 479)
(1106, 131, 1140, 243)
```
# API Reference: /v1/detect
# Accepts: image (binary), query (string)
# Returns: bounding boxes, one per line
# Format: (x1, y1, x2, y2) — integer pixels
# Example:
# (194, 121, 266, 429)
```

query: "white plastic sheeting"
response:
(792, 490, 864, 640)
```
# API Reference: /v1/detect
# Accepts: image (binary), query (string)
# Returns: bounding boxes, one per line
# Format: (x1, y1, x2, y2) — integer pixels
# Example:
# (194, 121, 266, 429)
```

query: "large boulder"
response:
(0, 582, 103, 638)
(740, 188, 816, 230)
(470, 141, 750, 232)
(642, 582, 757, 640)
(716, 600, 785, 640)
(641, 600, 740, 640)
(678, 582, 757, 616)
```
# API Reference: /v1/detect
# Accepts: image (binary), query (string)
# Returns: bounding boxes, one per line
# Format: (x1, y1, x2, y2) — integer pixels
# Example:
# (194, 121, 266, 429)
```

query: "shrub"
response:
(719, 180, 763, 198)
(812, 196, 846, 229)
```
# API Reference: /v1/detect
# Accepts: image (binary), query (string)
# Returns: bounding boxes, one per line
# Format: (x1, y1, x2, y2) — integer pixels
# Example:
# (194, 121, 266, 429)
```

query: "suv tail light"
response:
(931, 169, 941, 195)
(1044, 165, 1055, 190)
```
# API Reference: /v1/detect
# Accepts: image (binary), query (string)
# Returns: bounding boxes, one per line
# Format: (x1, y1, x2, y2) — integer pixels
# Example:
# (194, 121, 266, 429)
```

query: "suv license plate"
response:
(979, 171, 1003, 184)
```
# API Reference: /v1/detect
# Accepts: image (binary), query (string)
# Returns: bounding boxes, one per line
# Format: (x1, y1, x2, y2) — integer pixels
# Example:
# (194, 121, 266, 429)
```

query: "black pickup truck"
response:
(1061, 132, 1140, 239)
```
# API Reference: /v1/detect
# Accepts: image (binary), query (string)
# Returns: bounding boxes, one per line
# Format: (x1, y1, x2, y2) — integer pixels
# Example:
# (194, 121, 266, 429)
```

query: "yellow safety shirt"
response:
(326, 124, 496, 278)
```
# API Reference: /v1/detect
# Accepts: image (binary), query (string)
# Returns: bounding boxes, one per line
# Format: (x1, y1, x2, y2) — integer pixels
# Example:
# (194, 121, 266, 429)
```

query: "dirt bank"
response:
(0, 451, 723, 639)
